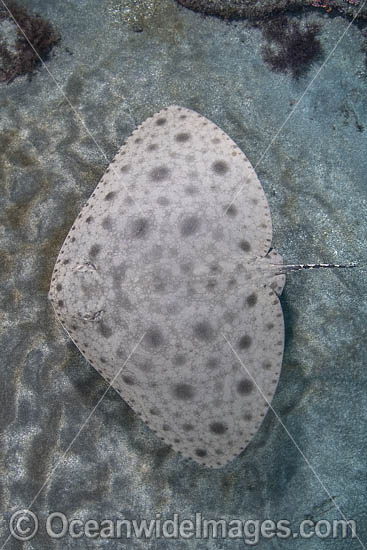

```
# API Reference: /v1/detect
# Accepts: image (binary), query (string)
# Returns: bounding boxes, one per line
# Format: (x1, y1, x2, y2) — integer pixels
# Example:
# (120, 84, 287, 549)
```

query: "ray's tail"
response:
(270, 262, 357, 275)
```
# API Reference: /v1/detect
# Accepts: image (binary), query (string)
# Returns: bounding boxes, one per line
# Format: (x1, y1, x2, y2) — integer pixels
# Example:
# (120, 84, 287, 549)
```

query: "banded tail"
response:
(271, 262, 357, 275)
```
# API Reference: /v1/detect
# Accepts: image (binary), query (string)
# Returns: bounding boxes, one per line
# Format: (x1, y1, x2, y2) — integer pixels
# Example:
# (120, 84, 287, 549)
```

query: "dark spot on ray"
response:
(162, 424, 171, 431)
(239, 334, 252, 349)
(144, 328, 163, 348)
(209, 422, 227, 435)
(246, 293, 258, 308)
(58, 300, 64, 307)
(184, 185, 198, 195)
(120, 294, 132, 310)
(56, 284, 62, 291)
(156, 117, 167, 126)
(63, 259, 70, 265)
(206, 357, 219, 369)
(104, 191, 116, 201)
(102, 216, 112, 230)
(212, 160, 229, 175)
(173, 354, 186, 366)
(89, 244, 101, 258)
(225, 204, 237, 217)
(266, 323, 274, 330)
(224, 312, 236, 323)
(166, 303, 178, 315)
(239, 240, 251, 253)
(98, 321, 112, 338)
(139, 362, 151, 372)
(180, 261, 193, 273)
(157, 196, 169, 206)
(180, 215, 200, 237)
(194, 320, 214, 342)
(131, 217, 149, 238)
(122, 375, 135, 385)
(237, 378, 254, 395)
(173, 383, 195, 400)
(149, 408, 160, 416)
(263, 361, 272, 370)
(175, 132, 191, 142)
(100, 357, 107, 363)
(152, 276, 166, 293)
(86, 216, 93, 224)
(243, 412, 253, 421)
(120, 164, 130, 172)
(147, 143, 158, 151)
(150, 166, 170, 181)
(206, 279, 217, 291)
(182, 423, 194, 431)
(195, 448, 207, 458)
(135, 138, 142, 144)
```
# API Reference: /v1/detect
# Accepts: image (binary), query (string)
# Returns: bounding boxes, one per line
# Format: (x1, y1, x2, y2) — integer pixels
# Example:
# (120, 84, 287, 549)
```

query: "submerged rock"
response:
(176, 0, 367, 20)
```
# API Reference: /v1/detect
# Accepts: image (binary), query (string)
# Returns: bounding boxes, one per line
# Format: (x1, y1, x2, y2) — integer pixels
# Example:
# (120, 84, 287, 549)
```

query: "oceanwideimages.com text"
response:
(8, 510, 357, 545)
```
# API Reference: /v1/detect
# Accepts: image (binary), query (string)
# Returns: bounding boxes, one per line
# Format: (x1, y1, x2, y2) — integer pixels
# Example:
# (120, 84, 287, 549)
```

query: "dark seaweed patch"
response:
(0, 1, 60, 83)
(262, 16, 322, 79)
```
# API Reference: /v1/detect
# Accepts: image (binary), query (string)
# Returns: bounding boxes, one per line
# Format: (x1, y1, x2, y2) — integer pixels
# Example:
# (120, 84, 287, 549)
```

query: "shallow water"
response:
(1, 1, 366, 548)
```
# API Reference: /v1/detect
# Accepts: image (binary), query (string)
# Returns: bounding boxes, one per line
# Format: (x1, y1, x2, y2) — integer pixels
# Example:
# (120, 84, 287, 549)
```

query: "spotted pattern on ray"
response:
(49, 106, 285, 469)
